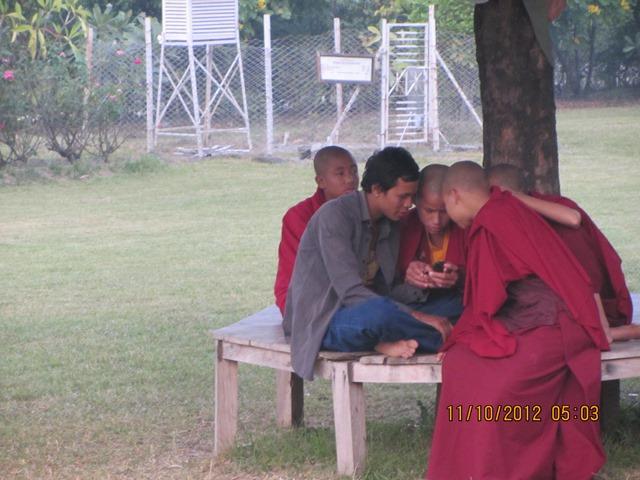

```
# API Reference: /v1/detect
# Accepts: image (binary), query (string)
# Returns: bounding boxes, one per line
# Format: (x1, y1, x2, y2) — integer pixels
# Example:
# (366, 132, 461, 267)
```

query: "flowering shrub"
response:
(0, 2, 147, 168)
(0, 57, 41, 166)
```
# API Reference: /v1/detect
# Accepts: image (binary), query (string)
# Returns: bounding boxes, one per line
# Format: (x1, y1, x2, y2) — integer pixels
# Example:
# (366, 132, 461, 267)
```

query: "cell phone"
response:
(432, 261, 445, 273)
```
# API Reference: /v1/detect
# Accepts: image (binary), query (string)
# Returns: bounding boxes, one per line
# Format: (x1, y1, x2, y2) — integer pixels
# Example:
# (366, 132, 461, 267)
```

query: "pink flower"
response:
(115, 49, 125, 56)
(3, 70, 14, 81)
(59, 51, 66, 58)
(0, 121, 5, 130)
(133, 57, 142, 65)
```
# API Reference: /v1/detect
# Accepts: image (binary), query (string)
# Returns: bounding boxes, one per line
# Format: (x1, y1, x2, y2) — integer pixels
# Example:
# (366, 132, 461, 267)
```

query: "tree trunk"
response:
(585, 20, 597, 93)
(475, 0, 560, 194)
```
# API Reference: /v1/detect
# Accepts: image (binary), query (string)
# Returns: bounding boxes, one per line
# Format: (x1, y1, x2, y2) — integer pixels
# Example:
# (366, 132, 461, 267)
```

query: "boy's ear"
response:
(315, 175, 325, 189)
(371, 184, 383, 196)
(450, 188, 461, 205)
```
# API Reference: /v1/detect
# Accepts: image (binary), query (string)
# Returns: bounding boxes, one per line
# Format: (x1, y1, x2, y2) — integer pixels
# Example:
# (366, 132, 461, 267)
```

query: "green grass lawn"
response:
(1, 105, 639, 479)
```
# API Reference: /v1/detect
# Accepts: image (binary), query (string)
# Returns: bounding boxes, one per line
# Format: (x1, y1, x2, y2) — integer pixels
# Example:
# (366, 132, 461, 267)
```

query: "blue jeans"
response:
(409, 288, 464, 318)
(321, 294, 462, 353)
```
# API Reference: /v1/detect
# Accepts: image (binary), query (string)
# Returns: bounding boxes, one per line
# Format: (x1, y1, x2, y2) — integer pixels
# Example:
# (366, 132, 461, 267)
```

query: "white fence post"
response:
(145, 17, 154, 153)
(428, 5, 440, 151)
(334, 17, 343, 144)
(379, 19, 388, 149)
(264, 14, 274, 156)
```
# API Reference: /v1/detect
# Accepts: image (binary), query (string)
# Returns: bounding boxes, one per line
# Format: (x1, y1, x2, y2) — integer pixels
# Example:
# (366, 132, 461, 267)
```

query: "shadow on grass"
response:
(231, 405, 435, 479)
(599, 405, 640, 479)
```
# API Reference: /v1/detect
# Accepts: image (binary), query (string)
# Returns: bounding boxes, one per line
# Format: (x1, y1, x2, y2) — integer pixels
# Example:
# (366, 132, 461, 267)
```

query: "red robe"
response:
(427, 189, 608, 480)
(396, 209, 468, 278)
(274, 189, 326, 314)
(531, 192, 633, 327)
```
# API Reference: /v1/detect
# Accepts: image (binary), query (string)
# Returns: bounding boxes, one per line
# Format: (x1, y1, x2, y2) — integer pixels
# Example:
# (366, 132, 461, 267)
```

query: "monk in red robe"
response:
(274, 146, 358, 314)
(427, 161, 609, 480)
(393, 164, 467, 317)
(488, 163, 637, 341)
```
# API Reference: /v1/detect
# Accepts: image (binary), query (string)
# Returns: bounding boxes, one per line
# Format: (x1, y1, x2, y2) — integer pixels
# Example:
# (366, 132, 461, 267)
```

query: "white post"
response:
(86, 27, 94, 79)
(204, 44, 213, 146)
(187, 43, 204, 157)
(83, 27, 94, 133)
(379, 19, 389, 149)
(423, 23, 429, 144)
(264, 14, 274, 156)
(333, 17, 343, 144)
(235, 34, 252, 151)
(145, 17, 154, 153)
(154, 40, 165, 148)
(428, 5, 440, 151)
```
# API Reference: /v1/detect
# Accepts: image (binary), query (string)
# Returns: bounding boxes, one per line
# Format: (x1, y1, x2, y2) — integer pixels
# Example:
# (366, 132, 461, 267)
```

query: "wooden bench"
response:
(212, 294, 640, 476)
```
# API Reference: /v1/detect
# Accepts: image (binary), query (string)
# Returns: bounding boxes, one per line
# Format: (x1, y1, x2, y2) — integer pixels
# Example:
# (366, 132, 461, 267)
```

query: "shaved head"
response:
(313, 146, 354, 175)
(443, 161, 489, 194)
(487, 164, 528, 193)
(418, 164, 448, 197)
(441, 161, 490, 228)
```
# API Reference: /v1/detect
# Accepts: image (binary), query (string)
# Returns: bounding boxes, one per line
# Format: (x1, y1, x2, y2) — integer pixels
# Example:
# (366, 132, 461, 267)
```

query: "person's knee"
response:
(358, 297, 401, 330)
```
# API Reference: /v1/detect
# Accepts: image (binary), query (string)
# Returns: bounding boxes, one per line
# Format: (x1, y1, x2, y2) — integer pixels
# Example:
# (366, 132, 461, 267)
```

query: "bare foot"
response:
(411, 311, 453, 342)
(375, 339, 418, 358)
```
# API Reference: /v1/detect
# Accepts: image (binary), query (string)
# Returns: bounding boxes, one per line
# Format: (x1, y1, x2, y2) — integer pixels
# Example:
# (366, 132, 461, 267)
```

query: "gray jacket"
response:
(282, 191, 406, 380)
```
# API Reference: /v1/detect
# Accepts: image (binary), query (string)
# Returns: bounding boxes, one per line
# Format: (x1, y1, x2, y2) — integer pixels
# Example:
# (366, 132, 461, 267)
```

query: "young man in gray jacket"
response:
(283, 147, 452, 380)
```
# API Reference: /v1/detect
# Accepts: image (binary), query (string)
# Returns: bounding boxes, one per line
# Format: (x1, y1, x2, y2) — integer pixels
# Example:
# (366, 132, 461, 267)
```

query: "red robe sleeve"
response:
(531, 192, 633, 326)
(274, 189, 325, 314)
(443, 189, 609, 357)
(396, 210, 424, 278)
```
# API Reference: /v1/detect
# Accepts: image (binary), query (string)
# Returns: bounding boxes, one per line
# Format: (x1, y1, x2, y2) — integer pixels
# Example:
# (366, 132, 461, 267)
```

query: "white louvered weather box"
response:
(161, 0, 238, 45)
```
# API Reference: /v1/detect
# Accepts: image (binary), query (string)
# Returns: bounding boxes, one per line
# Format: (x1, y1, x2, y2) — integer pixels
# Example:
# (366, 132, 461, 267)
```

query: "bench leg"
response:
(331, 362, 366, 476)
(276, 370, 304, 427)
(214, 340, 238, 456)
(600, 379, 621, 433)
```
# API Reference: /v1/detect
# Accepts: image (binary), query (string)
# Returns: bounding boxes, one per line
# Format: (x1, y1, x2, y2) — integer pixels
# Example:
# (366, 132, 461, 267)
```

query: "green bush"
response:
(0, 56, 41, 167)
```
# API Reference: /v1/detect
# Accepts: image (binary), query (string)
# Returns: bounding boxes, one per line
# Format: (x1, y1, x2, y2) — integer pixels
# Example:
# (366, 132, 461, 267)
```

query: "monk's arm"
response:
(274, 212, 304, 312)
(512, 191, 581, 228)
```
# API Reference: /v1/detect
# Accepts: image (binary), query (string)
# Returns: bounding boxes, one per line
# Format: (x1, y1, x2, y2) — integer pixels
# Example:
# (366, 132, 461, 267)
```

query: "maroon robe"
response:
(531, 192, 633, 327)
(274, 189, 326, 314)
(396, 209, 468, 278)
(427, 189, 608, 480)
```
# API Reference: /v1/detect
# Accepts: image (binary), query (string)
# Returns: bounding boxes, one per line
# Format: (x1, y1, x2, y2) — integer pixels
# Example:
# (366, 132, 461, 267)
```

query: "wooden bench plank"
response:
(222, 342, 293, 371)
(351, 363, 442, 383)
(601, 339, 640, 360)
(359, 353, 441, 365)
(602, 356, 640, 381)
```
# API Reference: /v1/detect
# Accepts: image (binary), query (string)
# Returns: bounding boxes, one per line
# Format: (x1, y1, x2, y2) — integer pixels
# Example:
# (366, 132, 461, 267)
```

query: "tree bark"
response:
(585, 20, 597, 93)
(475, 0, 560, 194)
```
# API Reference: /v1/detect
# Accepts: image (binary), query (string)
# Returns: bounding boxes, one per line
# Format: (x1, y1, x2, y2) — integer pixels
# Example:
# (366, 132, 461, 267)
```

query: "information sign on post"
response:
(317, 54, 374, 84)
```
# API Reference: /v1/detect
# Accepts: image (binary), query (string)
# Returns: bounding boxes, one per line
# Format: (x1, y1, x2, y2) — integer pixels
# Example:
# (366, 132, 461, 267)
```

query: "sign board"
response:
(317, 54, 374, 84)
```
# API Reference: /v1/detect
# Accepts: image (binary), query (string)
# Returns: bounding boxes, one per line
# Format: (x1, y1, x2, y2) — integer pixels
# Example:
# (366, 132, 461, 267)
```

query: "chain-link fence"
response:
(89, 23, 483, 156)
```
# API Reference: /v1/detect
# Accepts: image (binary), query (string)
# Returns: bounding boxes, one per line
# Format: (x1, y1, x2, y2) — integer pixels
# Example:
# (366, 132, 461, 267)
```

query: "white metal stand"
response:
(154, 0, 251, 157)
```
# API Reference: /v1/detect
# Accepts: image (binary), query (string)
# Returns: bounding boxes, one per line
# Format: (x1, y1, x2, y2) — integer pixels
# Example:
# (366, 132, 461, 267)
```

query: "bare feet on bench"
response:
(375, 339, 419, 358)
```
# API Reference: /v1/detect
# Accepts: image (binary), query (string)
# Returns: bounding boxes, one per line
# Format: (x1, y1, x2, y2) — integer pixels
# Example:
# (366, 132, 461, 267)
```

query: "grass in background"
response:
(0, 105, 639, 479)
